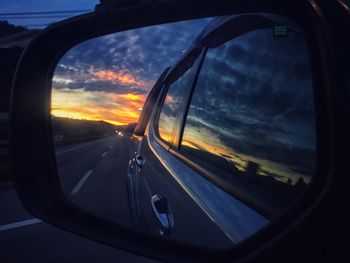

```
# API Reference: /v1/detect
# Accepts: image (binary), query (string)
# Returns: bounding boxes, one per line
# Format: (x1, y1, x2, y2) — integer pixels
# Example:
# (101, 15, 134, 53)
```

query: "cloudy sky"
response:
(51, 18, 209, 125)
(149, 14, 316, 186)
(0, 0, 98, 28)
(179, 24, 316, 185)
(50, 11, 316, 185)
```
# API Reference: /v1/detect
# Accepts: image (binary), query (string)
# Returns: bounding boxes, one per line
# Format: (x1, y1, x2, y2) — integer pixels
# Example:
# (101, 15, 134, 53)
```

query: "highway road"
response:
(0, 135, 157, 262)
(56, 135, 134, 227)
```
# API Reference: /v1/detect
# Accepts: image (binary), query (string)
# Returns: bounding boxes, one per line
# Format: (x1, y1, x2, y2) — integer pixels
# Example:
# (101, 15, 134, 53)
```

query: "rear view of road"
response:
(0, 135, 156, 262)
(0, 186, 156, 262)
(56, 135, 134, 226)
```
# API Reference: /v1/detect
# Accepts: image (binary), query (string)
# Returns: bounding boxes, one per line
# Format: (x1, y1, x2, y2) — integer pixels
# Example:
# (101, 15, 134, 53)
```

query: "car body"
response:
(127, 12, 318, 248)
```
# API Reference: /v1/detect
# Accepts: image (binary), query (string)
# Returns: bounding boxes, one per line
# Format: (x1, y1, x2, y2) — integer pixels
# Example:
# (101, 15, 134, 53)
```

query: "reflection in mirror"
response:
(158, 67, 194, 143)
(51, 17, 211, 242)
(51, 13, 316, 250)
(181, 18, 316, 218)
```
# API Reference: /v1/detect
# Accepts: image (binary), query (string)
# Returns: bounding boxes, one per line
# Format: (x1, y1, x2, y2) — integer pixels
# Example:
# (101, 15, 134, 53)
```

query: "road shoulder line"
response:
(0, 218, 42, 232)
(70, 169, 93, 196)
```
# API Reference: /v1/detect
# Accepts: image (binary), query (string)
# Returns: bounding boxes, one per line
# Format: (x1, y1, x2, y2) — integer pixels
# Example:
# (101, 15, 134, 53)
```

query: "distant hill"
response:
(114, 122, 137, 134)
(52, 116, 116, 146)
(0, 21, 27, 38)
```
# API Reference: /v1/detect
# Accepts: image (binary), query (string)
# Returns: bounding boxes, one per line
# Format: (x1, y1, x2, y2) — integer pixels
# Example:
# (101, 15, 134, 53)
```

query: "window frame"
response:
(153, 48, 205, 150)
(133, 67, 171, 136)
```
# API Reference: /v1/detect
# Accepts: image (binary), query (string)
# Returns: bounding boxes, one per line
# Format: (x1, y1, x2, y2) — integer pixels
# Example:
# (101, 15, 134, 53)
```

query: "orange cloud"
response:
(119, 93, 146, 108)
(93, 69, 145, 86)
(51, 88, 147, 126)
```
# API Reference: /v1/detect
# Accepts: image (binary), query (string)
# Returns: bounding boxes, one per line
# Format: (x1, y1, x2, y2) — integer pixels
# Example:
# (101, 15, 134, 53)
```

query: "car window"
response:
(180, 24, 317, 216)
(157, 67, 193, 144)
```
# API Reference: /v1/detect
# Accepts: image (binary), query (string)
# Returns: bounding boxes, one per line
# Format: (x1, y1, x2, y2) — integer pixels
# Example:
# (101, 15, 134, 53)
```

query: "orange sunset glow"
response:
(51, 87, 148, 126)
(51, 67, 153, 126)
(182, 127, 311, 185)
(93, 70, 146, 87)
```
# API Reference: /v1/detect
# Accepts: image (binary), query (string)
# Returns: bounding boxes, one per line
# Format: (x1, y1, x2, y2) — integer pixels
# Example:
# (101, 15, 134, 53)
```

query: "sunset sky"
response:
(51, 18, 209, 126)
(50, 14, 316, 185)
(0, 0, 98, 29)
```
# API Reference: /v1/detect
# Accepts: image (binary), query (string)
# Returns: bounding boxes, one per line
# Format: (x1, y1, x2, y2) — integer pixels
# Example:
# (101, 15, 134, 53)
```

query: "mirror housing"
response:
(10, 0, 335, 262)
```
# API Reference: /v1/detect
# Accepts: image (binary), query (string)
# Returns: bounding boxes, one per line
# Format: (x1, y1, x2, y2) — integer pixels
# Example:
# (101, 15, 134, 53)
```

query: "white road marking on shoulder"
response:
(56, 141, 97, 155)
(56, 137, 111, 156)
(102, 152, 108, 157)
(0, 218, 42, 232)
(70, 170, 93, 196)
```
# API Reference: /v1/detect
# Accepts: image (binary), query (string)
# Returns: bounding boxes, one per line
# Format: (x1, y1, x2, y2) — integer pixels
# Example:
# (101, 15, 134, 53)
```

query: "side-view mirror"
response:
(10, 0, 349, 262)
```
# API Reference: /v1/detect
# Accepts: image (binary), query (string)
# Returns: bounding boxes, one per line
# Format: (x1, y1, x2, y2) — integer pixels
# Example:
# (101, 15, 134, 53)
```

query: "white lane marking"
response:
(70, 170, 93, 197)
(56, 142, 97, 155)
(102, 152, 108, 157)
(56, 137, 111, 156)
(0, 218, 42, 232)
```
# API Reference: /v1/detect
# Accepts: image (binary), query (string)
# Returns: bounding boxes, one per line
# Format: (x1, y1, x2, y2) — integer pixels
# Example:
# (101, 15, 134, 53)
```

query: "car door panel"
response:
(137, 129, 237, 248)
(129, 11, 316, 252)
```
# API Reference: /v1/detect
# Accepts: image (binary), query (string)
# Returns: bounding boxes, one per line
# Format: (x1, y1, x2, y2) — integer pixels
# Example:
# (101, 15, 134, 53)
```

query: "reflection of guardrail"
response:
(54, 136, 109, 148)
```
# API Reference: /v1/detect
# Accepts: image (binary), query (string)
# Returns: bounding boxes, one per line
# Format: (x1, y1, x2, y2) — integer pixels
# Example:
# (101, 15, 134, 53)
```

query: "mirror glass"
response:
(51, 14, 317, 249)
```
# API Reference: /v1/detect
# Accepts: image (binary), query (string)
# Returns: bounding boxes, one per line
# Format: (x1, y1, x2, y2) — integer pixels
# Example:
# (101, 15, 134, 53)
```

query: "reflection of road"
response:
(0, 135, 157, 262)
(0, 187, 156, 263)
(56, 135, 133, 226)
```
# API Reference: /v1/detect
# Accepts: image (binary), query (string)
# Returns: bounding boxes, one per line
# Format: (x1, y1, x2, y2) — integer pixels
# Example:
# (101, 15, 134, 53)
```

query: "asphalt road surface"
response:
(0, 135, 157, 263)
(56, 135, 134, 226)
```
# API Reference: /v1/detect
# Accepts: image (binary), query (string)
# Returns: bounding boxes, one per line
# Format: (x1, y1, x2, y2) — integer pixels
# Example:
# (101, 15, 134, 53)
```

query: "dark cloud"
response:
(53, 18, 209, 95)
(53, 80, 147, 95)
(183, 25, 316, 177)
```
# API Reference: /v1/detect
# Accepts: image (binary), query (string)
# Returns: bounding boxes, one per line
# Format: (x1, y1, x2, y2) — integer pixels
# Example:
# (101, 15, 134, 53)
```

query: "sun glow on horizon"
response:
(51, 109, 126, 126)
(51, 87, 148, 126)
(182, 126, 312, 185)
